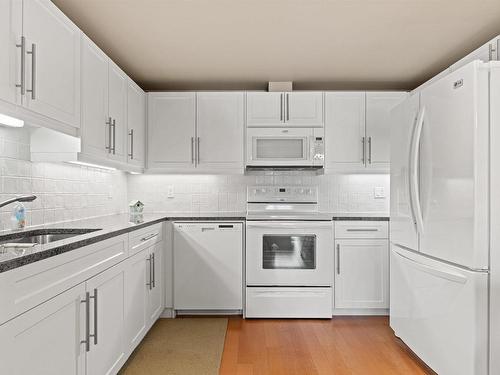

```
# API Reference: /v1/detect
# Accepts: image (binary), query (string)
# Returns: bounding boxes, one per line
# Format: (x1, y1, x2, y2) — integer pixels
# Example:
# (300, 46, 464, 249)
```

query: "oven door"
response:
(246, 128, 324, 167)
(246, 221, 333, 286)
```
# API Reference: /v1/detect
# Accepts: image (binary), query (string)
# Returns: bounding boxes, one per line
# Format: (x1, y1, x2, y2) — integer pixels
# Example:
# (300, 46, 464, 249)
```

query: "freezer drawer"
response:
(245, 287, 332, 318)
(390, 245, 488, 375)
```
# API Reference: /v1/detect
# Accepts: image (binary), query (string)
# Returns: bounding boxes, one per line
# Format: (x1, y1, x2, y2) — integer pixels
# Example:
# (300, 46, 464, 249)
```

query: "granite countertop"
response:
(0, 212, 246, 274)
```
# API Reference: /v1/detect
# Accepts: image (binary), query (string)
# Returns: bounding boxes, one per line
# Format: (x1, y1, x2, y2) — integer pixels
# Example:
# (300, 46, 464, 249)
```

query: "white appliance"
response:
(390, 60, 500, 375)
(245, 186, 333, 318)
(173, 222, 243, 312)
(246, 127, 324, 169)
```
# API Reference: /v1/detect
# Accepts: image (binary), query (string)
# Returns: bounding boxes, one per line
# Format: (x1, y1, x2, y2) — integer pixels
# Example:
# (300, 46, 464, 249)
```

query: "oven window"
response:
(255, 138, 305, 159)
(262, 235, 316, 269)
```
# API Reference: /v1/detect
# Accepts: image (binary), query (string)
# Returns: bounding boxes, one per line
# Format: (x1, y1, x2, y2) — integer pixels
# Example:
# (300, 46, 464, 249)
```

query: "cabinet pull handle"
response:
(197, 137, 200, 164)
(346, 228, 378, 232)
(106, 117, 112, 152)
(15, 36, 25, 95)
(141, 233, 157, 242)
(89, 288, 98, 345)
(26, 43, 36, 99)
(280, 93, 283, 122)
(191, 137, 195, 164)
(128, 129, 134, 159)
(146, 254, 152, 289)
(368, 136, 372, 164)
(111, 119, 116, 154)
(81, 292, 90, 352)
(286, 93, 290, 121)
(361, 137, 366, 164)
(336, 244, 340, 274)
(152, 252, 156, 288)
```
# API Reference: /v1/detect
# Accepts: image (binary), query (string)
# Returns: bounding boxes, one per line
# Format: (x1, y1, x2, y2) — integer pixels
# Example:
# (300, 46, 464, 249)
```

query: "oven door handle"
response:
(246, 221, 332, 229)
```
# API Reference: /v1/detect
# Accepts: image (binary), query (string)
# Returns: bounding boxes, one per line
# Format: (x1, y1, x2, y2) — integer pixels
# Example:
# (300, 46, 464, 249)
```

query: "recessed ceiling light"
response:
(0, 113, 24, 127)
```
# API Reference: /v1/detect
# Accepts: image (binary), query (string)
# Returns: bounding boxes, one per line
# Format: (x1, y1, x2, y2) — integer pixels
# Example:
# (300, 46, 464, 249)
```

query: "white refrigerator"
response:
(390, 60, 500, 375)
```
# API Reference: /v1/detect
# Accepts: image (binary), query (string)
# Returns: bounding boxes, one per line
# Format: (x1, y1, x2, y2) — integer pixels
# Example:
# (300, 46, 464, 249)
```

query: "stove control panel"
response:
(247, 186, 318, 203)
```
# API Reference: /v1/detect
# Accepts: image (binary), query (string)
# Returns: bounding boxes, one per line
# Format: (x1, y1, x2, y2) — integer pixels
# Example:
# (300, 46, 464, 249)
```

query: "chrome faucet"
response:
(0, 195, 37, 209)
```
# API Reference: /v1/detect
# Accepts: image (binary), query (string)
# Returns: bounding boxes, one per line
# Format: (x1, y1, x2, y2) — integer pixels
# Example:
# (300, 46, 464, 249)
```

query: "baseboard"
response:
(175, 309, 243, 316)
(332, 308, 389, 316)
(160, 308, 175, 318)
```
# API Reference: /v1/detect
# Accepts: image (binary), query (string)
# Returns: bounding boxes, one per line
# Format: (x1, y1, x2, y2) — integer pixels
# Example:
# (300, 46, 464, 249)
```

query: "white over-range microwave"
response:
(246, 127, 325, 169)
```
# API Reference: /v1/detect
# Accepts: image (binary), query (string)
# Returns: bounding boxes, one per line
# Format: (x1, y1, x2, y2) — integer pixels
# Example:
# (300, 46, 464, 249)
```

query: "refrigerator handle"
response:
(409, 106, 425, 235)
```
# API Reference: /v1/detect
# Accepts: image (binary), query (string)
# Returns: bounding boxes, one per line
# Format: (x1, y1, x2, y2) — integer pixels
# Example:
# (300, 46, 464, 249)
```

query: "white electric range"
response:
(245, 186, 333, 318)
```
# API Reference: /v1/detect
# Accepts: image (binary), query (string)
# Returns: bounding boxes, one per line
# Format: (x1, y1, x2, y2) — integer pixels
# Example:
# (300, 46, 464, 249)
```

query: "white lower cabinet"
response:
(0, 283, 86, 375)
(333, 221, 390, 314)
(147, 243, 164, 324)
(85, 262, 127, 375)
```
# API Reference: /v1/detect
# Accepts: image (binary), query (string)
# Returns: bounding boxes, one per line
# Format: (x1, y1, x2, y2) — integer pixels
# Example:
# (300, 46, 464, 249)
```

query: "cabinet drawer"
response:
(129, 223, 163, 256)
(0, 234, 128, 325)
(335, 221, 388, 239)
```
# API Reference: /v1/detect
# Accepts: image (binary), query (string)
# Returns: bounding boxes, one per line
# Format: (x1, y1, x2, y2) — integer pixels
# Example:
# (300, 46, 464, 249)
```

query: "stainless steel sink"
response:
(0, 228, 100, 248)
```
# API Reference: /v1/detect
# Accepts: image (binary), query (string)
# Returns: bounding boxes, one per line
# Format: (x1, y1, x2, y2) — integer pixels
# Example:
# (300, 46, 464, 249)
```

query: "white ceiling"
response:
(53, 0, 500, 91)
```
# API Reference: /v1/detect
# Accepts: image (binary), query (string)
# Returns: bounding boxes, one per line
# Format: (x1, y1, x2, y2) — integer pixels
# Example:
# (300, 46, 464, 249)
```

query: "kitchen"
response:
(0, 1, 499, 374)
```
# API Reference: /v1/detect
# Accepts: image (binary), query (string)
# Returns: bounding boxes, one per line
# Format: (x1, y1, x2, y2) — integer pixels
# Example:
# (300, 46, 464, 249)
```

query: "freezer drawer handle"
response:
(394, 249, 468, 284)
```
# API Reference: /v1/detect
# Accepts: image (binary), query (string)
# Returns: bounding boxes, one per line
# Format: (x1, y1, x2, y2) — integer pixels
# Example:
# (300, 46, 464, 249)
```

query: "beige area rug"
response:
(119, 318, 228, 375)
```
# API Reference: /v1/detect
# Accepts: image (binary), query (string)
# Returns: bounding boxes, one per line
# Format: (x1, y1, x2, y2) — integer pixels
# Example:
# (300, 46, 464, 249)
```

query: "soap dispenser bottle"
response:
(11, 202, 26, 230)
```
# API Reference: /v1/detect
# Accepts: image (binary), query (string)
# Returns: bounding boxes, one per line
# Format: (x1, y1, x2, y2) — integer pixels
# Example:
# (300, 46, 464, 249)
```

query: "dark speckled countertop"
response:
(0, 212, 246, 274)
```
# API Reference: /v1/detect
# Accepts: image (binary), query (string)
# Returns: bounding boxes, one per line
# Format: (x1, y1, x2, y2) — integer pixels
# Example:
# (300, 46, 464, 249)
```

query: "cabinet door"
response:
(23, 0, 81, 128)
(196, 92, 244, 172)
(86, 263, 126, 375)
(80, 35, 109, 159)
(334, 239, 389, 309)
(127, 79, 146, 167)
(147, 92, 196, 171)
(285, 92, 323, 127)
(0, 0, 22, 106)
(246, 92, 284, 127)
(124, 249, 148, 355)
(366, 92, 407, 168)
(108, 61, 128, 163)
(0, 283, 86, 375)
(148, 243, 164, 326)
(325, 92, 366, 170)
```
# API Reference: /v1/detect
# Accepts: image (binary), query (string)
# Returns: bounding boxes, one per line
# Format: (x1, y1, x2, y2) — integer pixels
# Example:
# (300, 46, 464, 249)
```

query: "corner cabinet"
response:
(325, 91, 407, 172)
(246, 92, 323, 127)
(147, 92, 244, 174)
(333, 221, 390, 314)
(0, 0, 81, 130)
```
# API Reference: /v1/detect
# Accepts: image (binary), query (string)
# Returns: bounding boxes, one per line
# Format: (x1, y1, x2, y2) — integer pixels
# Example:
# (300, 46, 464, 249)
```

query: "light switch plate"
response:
(374, 187, 385, 199)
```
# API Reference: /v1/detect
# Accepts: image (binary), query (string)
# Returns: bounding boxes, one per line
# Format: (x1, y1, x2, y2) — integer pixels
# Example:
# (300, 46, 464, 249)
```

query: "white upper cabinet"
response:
(325, 92, 366, 170)
(366, 92, 407, 167)
(80, 35, 109, 159)
(196, 92, 244, 172)
(147, 92, 196, 171)
(107, 61, 128, 163)
(0, 0, 22, 106)
(246, 92, 283, 126)
(247, 92, 323, 127)
(285, 92, 323, 127)
(325, 91, 406, 172)
(22, 0, 81, 128)
(127, 80, 146, 167)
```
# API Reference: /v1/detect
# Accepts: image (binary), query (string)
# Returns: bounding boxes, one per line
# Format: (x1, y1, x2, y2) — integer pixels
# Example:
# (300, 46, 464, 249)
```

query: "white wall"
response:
(127, 172, 390, 215)
(0, 127, 128, 230)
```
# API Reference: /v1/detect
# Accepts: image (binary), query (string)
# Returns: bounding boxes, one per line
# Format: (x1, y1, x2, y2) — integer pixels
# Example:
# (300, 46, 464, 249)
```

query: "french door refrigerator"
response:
(390, 60, 500, 375)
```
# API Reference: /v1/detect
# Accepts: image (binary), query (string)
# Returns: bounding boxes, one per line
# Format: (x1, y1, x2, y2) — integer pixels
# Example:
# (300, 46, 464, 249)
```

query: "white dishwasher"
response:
(173, 222, 243, 313)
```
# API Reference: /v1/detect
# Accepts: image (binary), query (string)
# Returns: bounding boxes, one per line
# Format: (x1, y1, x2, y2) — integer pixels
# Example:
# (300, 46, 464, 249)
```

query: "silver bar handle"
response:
(26, 43, 36, 100)
(346, 228, 378, 232)
(336, 244, 340, 274)
(15, 36, 25, 95)
(152, 252, 156, 288)
(146, 254, 152, 289)
(81, 292, 90, 352)
(197, 137, 200, 164)
(368, 137, 372, 164)
(280, 93, 283, 122)
(89, 288, 98, 345)
(106, 117, 112, 152)
(111, 119, 116, 154)
(141, 233, 158, 242)
(286, 93, 290, 121)
(191, 137, 195, 165)
(128, 129, 134, 159)
(361, 137, 366, 164)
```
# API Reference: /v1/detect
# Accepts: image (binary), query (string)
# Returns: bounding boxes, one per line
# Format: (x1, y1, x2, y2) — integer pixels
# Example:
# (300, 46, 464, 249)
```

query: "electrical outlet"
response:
(167, 185, 174, 198)
(374, 187, 385, 199)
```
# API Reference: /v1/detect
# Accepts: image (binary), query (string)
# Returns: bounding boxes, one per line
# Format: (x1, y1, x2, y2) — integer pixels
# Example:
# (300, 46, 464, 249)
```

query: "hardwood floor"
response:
(219, 316, 434, 375)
